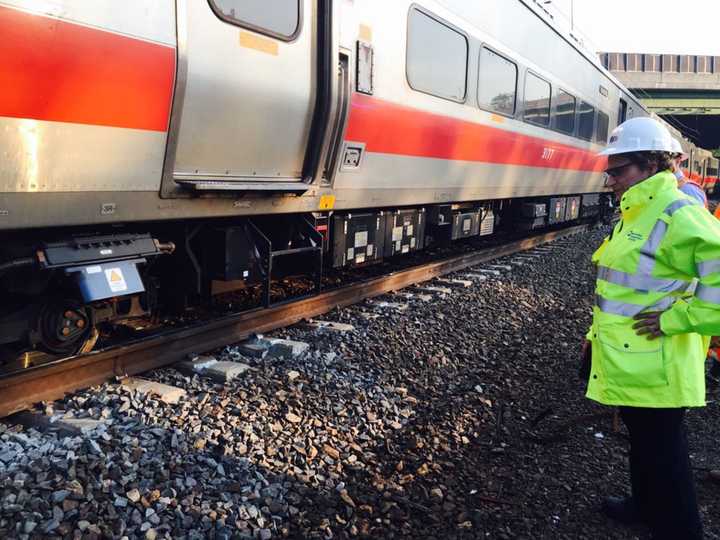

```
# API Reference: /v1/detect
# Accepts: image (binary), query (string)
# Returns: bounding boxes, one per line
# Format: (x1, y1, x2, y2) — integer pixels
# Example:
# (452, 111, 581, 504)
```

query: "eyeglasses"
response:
(604, 162, 634, 178)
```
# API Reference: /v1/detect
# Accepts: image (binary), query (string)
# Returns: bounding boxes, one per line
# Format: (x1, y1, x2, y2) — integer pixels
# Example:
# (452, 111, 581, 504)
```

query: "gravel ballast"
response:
(1, 226, 719, 539)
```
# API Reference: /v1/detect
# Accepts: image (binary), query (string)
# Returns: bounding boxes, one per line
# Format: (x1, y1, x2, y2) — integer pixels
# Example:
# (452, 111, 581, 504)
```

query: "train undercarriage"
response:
(0, 193, 612, 356)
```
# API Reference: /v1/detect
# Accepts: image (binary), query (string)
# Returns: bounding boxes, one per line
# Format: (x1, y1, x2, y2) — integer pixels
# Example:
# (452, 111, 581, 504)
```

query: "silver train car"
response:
(663, 121, 718, 195)
(692, 149, 719, 196)
(0, 0, 708, 353)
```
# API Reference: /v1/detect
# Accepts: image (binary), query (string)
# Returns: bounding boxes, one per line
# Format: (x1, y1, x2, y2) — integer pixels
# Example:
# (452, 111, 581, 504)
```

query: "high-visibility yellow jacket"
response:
(586, 170, 720, 408)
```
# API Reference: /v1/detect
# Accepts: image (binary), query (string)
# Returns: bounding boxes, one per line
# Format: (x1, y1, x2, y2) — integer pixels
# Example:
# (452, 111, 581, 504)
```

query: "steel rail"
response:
(0, 224, 589, 418)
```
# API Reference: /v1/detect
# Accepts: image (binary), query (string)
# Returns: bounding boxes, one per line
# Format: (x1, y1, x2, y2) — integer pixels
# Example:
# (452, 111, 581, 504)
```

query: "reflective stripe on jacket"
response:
(677, 178, 708, 207)
(586, 170, 720, 408)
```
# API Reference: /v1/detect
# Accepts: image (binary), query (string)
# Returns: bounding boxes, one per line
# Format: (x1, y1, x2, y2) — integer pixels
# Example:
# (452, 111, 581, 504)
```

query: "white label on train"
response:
(105, 268, 128, 293)
(355, 231, 368, 248)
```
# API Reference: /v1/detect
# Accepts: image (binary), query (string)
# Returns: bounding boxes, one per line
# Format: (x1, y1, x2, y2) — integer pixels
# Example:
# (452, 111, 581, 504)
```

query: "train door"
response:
(687, 150, 695, 180)
(166, 0, 325, 194)
(710, 158, 720, 195)
(681, 155, 690, 177)
(693, 158, 702, 183)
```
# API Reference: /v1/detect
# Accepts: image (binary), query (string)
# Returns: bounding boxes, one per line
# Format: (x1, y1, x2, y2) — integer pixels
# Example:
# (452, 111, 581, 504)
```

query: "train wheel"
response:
(37, 300, 95, 355)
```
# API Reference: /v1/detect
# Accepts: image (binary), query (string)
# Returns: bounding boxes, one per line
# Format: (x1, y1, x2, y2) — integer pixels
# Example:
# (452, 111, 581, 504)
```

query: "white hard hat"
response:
(671, 138, 688, 158)
(598, 117, 675, 156)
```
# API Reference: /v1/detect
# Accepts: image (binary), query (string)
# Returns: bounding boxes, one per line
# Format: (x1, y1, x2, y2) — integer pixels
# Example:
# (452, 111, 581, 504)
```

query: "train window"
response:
(477, 47, 517, 116)
(552, 90, 576, 135)
(618, 99, 628, 124)
(407, 8, 468, 102)
(577, 101, 595, 141)
(208, 0, 301, 40)
(596, 111, 610, 143)
(523, 72, 551, 127)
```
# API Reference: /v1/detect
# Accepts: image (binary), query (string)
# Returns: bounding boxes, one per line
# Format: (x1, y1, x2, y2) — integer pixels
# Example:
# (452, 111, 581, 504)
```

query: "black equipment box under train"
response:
(565, 196, 582, 221)
(581, 193, 602, 217)
(548, 197, 568, 225)
(331, 212, 386, 267)
(451, 211, 481, 240)
(383, 209, 426, 257)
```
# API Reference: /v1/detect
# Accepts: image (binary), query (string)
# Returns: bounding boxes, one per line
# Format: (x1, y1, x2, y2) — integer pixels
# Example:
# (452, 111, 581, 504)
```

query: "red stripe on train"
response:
(345, 93, 606, 172)
(0, 6, 175, 132)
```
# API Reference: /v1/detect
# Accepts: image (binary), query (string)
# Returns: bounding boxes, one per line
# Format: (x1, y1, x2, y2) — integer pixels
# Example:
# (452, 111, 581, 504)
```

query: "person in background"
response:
(671, 138, 708, 207)
(671, 140, 719, 384)
(711, 183, 720, 385)
(584, 117, 720, 539)
(707, 339, 720, 380)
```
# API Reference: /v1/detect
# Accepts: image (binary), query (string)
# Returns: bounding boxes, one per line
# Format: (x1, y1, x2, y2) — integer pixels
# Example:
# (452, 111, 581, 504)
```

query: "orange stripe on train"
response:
(0, 5, 175, 132)
(346, 93, 606, 172)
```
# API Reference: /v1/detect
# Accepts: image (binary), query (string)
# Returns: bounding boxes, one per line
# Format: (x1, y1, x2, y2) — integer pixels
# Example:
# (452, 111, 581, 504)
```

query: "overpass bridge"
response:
(599, 52, 720, 150)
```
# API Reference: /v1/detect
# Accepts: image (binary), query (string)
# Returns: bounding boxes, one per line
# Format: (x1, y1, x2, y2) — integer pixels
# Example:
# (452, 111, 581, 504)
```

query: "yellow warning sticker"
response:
(239, 31, 279, 56)
(319, 195, 336, 210)
(359, 24, 373, 42)
(105, 268, 128, 293)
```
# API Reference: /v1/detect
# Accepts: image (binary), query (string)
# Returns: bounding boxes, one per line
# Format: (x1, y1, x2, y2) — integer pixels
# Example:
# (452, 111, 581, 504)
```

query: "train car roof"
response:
(434, 0, 707, 154)
(514, 0, 645, 112)
(515, 0, 713, 154)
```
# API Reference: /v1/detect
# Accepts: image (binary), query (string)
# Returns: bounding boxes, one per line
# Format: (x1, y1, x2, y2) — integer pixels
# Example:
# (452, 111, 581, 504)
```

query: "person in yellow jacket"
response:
(584, 117, 720, 539)
(711, 204, 720, 383)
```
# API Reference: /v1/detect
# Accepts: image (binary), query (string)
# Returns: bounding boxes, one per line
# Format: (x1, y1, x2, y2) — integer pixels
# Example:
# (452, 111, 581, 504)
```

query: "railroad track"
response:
(0, 224, 590, 418)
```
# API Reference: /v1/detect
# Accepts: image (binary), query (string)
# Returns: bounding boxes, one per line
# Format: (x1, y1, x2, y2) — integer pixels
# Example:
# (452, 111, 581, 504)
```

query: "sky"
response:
(545, 0, 720, 55)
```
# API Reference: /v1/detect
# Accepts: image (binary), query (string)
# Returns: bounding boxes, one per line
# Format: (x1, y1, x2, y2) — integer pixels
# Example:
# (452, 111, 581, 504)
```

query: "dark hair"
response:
(620, 151, 674, 173)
